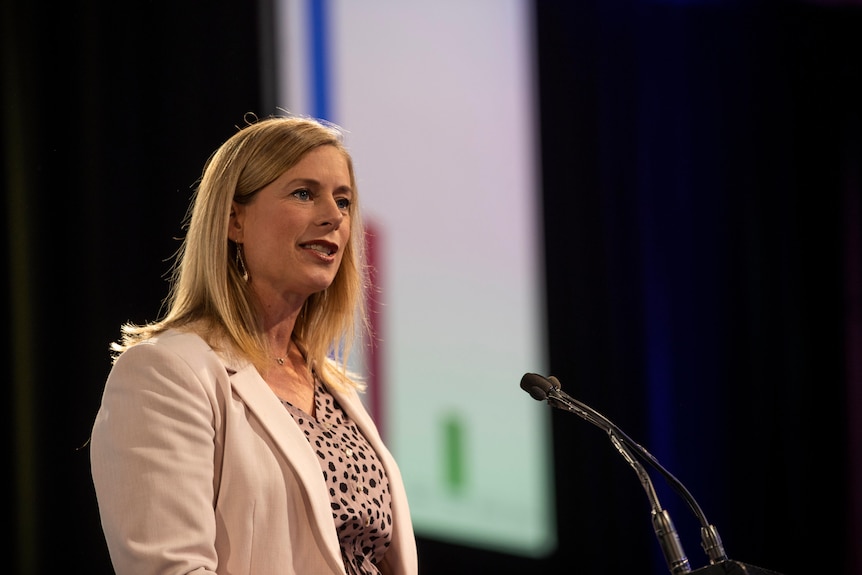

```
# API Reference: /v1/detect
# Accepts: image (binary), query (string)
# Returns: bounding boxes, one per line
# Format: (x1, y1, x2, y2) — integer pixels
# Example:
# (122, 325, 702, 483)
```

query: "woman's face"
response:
(229, 145, 352, 305)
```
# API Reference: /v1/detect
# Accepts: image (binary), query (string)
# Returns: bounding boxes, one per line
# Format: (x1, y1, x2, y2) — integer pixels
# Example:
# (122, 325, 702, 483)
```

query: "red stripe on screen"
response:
(364, 221, 385, 439)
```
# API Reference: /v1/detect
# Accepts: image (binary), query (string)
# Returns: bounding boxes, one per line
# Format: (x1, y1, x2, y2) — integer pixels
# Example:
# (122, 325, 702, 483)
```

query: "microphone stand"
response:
(521, 373, 785, 575)
(609, 425, 692, 574)
(543, 379, 692, 574)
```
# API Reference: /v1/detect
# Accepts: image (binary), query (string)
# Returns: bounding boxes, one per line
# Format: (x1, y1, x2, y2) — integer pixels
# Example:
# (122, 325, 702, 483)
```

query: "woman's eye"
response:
(336, 197, 351, 210)
(292, 189, 312, 200)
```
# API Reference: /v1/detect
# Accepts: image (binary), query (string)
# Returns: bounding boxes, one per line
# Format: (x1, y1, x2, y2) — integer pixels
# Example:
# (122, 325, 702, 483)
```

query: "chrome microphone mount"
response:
(520, 372, 729, 574)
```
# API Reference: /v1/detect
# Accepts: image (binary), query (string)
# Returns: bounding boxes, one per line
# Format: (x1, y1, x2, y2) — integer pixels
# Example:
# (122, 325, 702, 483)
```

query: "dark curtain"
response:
(3, 1, 859, 574)
(531, 1, 859, 574)
(2, 2, 266, 573)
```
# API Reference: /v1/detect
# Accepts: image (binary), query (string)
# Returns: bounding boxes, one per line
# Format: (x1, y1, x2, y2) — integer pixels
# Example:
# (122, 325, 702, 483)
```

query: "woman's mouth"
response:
(300, 242, 337, 256)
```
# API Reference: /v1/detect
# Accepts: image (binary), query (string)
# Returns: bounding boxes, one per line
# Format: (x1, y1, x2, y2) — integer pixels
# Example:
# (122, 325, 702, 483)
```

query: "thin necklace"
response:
(275, 339, 292, 366)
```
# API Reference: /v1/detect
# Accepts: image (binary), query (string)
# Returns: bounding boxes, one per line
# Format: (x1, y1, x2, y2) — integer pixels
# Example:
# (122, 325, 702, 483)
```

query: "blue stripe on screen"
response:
(308, 0, 331, 121)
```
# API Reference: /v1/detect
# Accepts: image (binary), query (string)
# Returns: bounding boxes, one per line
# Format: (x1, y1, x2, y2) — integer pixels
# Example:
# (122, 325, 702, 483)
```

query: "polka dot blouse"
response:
(281, 377, 393, 575)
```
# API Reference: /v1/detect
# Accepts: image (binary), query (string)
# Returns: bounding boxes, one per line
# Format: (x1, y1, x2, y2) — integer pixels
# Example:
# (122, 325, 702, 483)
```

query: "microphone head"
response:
(520, 372, 553, 401)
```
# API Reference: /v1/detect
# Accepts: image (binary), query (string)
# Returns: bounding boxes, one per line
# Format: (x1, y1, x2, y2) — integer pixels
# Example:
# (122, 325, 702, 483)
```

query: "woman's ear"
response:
(228, 202, 244, 242)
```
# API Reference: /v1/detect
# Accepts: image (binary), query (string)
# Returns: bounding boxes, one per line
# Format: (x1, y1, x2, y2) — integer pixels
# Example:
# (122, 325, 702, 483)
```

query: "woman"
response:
(90, 115, 418, 575)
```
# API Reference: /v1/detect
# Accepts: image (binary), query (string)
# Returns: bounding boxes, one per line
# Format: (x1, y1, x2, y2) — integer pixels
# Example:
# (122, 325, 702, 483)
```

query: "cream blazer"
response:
(90, 329, 418, 575)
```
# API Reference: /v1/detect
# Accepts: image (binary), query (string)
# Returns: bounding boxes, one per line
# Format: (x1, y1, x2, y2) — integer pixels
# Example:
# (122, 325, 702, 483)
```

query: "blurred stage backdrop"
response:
(3, 1, 860, 574)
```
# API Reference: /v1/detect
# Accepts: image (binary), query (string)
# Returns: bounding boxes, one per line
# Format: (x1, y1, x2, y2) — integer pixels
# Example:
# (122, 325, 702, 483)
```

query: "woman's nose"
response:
(317, 196, 345, 228)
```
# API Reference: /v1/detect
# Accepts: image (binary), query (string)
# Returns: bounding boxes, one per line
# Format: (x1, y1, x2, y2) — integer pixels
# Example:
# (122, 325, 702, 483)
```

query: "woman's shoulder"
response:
(151, 327, 209, 347)
(125, 327, 210, 355)
(117, 327, 239, 371)
(108, 327, 245, 397)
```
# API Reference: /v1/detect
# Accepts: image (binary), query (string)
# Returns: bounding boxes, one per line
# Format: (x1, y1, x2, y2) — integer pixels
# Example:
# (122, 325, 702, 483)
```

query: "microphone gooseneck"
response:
(519, 372, 729, 572)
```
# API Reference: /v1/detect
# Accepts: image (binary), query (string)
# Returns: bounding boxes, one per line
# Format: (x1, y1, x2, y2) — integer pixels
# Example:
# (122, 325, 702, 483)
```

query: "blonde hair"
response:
(113, 114, 369, 390)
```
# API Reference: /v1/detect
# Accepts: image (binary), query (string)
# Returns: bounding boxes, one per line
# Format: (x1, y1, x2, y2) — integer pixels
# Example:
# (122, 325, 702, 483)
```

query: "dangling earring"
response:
(236, 242, 249, 281)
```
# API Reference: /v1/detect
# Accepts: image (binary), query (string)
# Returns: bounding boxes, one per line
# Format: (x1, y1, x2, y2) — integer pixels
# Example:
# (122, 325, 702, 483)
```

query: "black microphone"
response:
(521, 372, 553, 401)
(520, 372, 727, 573)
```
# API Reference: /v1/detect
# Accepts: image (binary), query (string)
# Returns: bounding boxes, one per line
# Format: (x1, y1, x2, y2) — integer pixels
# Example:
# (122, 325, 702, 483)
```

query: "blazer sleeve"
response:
(90, 339, 223, 575)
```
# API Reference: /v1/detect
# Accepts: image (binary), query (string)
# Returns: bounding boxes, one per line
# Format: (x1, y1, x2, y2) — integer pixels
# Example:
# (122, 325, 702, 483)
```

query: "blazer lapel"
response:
(227, 361, 343, 563)
(329, 382, 417, 571)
